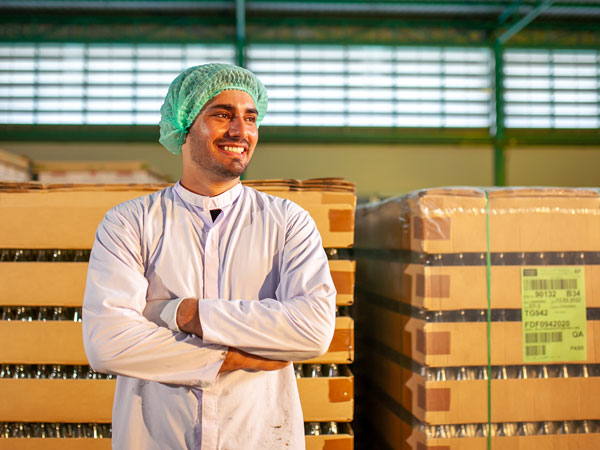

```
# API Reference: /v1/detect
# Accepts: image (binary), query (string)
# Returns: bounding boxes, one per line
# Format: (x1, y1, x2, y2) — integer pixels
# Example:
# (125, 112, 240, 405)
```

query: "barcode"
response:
(525, 332, 563, 344)
(525, 345, 546, 356)
(523, 279, 577, 290)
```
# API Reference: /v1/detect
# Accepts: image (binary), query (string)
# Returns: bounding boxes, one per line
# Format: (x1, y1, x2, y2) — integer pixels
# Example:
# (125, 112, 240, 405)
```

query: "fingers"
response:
(219, 348, 290, 374)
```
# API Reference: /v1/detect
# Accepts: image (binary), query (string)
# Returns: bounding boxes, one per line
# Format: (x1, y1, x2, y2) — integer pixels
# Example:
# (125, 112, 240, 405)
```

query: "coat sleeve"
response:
(197, 202, 337, 361)
(82, 205, 226, 387)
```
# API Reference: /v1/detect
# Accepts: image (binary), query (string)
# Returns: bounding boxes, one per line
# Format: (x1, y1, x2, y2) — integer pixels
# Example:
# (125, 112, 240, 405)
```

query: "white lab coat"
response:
(82, 182, 337, 450)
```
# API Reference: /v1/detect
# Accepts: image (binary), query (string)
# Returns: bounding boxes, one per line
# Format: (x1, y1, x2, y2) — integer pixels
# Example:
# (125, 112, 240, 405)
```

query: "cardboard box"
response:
(0, 440, 111, 450)
(364, 350, 600, 424)
(329, 259, 355, 306)
(305, 423, 354, 450)
(302, 316, 354, 364)
(0, 182, 355, 248)
(357, 260, 600, 310)
(0, 366, 353, 422)
(0, 434, 354, 450)
(34, 161, 167, 184)
(358, 298, 600, 366)
(0, 149, 31, 182)
(355, 187, 600, 253)
(298, 365, 354, 422)
(370, 394, 600, 450)
(0, 260, 354, 307)
(0, 316, 353, 365)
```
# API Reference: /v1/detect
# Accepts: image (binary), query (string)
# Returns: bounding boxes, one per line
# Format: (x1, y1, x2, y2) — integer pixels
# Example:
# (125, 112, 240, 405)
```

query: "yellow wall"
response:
(506, 146, 600, 188)
(247, 143, 494, 200)
(0, 142, 182, 183)
(2, 141, 599, 199)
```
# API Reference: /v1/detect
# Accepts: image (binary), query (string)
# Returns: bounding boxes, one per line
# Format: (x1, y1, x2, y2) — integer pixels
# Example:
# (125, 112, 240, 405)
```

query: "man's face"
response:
(183, 89, 259, 181)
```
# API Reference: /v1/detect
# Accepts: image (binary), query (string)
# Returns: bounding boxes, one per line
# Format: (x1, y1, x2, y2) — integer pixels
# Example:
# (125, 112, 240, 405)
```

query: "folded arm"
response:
(82, 207, 228, 387)
(190, 204, 337, 361)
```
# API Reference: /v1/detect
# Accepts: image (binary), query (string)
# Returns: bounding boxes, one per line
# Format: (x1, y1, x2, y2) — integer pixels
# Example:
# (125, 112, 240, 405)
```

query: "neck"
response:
(180, 170, 239, 197)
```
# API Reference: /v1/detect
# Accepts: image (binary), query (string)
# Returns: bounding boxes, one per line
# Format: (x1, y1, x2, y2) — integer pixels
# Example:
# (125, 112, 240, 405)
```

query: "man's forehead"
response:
(203, 89, 257, 110)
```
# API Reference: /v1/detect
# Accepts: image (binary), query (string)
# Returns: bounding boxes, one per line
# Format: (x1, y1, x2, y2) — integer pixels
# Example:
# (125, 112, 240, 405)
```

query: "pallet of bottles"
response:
(0, 179, 355, 249)
(0, 180, 356, 449)
(354, 187, 600, 448)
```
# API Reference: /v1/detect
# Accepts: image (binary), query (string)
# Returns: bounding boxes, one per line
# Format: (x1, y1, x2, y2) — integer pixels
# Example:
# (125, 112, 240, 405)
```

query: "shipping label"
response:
(521, 267, 586, 363)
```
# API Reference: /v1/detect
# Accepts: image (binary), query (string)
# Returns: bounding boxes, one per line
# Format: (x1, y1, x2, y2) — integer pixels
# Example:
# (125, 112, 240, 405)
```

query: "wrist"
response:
(176, 298, 203, 337)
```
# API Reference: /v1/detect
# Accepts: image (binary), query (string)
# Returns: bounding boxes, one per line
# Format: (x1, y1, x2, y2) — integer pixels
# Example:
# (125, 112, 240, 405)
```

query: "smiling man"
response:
(82, 64, 336, 449)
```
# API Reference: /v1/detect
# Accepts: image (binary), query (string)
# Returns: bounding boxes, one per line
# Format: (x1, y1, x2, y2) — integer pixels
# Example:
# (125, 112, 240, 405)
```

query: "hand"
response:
(219, 348, 290, 374)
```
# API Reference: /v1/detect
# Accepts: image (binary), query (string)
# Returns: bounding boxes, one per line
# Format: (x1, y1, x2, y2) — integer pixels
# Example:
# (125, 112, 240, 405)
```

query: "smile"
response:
(220, 145, 245, 154)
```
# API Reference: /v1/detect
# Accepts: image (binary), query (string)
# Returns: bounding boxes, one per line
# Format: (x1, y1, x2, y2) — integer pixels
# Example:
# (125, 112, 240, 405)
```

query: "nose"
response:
(227, 115, 247, 138)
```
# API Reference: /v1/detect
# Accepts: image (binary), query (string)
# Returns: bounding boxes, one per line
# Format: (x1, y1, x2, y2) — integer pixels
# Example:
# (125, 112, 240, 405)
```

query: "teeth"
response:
(223, 146, 244, 154)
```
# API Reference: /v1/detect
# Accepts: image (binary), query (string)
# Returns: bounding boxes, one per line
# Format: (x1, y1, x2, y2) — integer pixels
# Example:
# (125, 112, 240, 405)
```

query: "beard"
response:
(187, 132, 249, 180)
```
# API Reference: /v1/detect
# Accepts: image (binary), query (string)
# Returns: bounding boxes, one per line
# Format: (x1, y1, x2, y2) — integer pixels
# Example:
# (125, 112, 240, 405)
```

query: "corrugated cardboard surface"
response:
(304, 317, 354, 364)
(0, 149, 30, 171)
(407, 426, 600, 450)
(0, 316, 353, 365)
(1, 436, 354, 450)
(34, 160, 167, 184)
(0, 440, 112, 450)
(359, 299, 600, 366)
(355, 187, 600, 253)
(0, 182, 355, 248)
(357, 261, 600, 309)
(297, 366, 354, 422)
(371, 395, 600, 450)
(0, 369, 353, 423)
(0, 260, 354, 307)
(364, 340, 600, 424)
(305, 424, 354, 450)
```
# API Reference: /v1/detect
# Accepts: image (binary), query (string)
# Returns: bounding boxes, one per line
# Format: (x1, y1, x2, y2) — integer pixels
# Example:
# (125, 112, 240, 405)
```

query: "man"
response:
(82, 64, 337, 449)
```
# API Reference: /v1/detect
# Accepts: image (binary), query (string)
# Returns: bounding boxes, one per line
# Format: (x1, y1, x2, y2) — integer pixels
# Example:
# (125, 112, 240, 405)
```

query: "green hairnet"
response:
(159, 63, 268, 155)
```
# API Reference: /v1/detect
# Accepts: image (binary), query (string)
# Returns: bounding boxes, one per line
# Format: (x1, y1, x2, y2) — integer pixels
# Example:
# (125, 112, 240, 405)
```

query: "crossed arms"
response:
(82, 202, 336, 387)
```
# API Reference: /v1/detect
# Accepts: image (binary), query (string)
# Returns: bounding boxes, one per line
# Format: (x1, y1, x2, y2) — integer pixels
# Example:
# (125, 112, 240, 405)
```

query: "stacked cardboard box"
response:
(33, 161, 168, 184)
(0, 179, 356, 450)
(354, 187, 600, 449)
(0, 149, 31, 182)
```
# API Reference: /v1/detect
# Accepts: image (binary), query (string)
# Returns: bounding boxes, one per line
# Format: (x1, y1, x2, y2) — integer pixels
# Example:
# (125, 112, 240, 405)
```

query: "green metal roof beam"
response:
(497, 0, 523, 26)
(498, 0, 555, 45)
(2, 125, 599, 146)
(236, 0, 246, 67)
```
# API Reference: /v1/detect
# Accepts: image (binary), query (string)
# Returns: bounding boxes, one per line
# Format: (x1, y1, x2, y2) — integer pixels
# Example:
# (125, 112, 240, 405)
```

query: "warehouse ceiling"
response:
(2, 0, 600, 47)
(2, 0, 600, 20)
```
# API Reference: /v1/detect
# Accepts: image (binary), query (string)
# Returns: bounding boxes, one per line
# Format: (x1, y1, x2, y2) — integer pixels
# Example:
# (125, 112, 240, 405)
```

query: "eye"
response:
(246, 115, 257, 123)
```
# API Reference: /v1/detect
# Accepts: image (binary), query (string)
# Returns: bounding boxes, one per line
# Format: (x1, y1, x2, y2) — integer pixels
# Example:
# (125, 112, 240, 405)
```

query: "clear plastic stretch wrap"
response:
(354, 187, 600, 450)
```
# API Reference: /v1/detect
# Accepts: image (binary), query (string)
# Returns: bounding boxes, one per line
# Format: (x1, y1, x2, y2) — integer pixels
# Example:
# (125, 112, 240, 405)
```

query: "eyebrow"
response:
(207, 103, 258, 115)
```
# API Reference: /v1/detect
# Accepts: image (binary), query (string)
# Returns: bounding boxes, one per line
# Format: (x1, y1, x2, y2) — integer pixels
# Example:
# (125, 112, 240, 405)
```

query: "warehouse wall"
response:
(247, 144, 494, 200)
(506, 146, 600, 188)
(2, 142, 599, 199)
